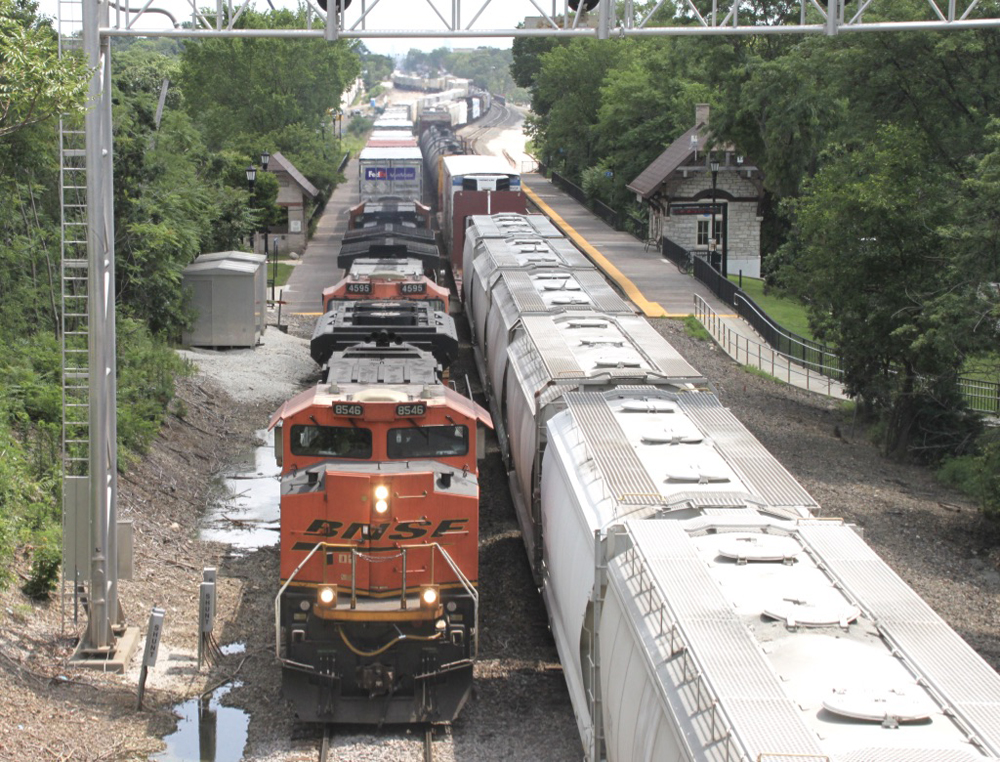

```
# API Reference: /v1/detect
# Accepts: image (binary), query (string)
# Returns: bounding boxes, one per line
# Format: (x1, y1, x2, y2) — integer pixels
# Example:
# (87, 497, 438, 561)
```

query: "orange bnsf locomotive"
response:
(320, 258, 450, 315)
(269, 381, 491, 724)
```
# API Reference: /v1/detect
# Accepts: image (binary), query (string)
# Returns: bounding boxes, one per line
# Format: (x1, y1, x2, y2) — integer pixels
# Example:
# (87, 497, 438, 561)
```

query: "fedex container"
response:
(358, 146, 423, 201)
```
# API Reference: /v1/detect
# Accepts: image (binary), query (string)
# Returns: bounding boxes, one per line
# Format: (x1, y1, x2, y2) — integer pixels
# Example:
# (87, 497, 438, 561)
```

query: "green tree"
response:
(357, 44, 393, 91)
(180, 8, 359, 150)
(0, 0, 88, 139)
(511, 35, 559, 92)
(527, 38, 626, 179)
(787, 125, 988, 460)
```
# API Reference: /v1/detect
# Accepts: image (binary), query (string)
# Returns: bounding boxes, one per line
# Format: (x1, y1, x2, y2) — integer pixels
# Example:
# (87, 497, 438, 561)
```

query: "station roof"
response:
(269, 151, 318, 198)
(626, 124, 706, 201)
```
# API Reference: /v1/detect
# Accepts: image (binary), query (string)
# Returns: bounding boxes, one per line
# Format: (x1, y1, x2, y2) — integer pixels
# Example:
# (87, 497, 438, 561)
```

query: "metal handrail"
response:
(274, 539, 479, 661)
(694, 294, 846, 399)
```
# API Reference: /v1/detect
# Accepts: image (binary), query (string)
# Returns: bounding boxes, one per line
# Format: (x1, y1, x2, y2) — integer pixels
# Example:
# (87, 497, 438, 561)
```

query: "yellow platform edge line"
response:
(522, 182, 669, 319)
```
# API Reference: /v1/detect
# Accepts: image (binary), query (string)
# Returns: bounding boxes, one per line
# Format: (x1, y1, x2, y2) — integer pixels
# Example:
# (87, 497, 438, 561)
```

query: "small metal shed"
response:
(195, 250, 267, 336)
(182, 258, 261, 348)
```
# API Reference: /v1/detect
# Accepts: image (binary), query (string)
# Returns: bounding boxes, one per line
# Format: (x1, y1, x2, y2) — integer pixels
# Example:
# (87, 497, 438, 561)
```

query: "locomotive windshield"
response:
(290, 424, 372, 459)
(387, 425, 468, 459)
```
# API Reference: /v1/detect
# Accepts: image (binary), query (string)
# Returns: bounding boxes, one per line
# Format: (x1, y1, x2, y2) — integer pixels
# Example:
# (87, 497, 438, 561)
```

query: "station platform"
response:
(520, 171, 847, 399)
(521, 172, 722, 319)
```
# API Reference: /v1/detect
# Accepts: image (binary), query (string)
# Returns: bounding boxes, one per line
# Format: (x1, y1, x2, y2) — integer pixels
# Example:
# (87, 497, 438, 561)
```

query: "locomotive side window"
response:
(290, 425, 372, 459)
(387, 425, 468, 458)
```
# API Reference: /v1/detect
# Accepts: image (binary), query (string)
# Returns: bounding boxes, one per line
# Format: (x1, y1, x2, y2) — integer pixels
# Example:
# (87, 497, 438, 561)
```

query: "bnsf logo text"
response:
(297, 518, 469, 543)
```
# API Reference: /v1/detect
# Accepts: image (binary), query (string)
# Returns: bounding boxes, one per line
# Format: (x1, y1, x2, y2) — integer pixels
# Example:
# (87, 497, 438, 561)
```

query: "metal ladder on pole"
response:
(58, 0, 90, 634)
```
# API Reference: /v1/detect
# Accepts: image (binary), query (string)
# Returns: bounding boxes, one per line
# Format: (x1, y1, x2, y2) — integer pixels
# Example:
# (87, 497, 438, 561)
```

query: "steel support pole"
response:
(710, 169, 718, 271)
(721, 201, 728, 277)
(598, 0, 612, 38)
(82, 0, 120, 652)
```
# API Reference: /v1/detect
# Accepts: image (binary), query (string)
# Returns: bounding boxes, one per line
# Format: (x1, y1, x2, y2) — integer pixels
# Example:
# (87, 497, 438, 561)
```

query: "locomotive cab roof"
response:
(269, 382, 492, 430)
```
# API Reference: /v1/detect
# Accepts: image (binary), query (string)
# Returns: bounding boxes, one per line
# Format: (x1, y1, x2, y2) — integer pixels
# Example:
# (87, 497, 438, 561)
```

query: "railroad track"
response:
(312, 723, 438, 761)
(424, 725, 435, 762)
(463, 101, 516, 153)
(319, 724, 331, 762)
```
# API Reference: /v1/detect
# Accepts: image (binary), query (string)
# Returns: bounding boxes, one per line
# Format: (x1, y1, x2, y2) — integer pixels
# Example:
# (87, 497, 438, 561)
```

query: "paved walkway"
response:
(521, 172, 848, 399)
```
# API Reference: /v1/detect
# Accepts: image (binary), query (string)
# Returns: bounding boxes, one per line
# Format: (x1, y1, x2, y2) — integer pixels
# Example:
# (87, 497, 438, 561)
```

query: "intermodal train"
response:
(266, 98, 513, 725)
(275, 87, 1000, 756)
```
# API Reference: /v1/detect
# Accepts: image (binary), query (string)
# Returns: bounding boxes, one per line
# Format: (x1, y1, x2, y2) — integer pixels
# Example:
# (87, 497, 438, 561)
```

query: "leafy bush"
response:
(937, 431, 1000, 518)
(117, 316, 191, 468)
(22, 525, 62, 600)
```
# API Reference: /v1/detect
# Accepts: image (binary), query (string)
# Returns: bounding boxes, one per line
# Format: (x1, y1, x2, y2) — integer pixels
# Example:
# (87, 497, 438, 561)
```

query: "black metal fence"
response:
(691, 256, 1000, 413)
(545, 169, 620, 229)
(661, 237, 687, 266)
(693, 258, 846, 382)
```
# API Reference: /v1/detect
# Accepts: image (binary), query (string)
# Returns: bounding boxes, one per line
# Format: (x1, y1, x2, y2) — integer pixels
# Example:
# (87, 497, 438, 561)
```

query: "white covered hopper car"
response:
(460, 213, 1000, 762)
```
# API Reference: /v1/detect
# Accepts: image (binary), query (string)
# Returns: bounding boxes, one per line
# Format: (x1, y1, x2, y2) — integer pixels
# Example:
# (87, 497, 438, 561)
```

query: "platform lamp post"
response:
(709, 158, 720, 272)
(260, 151, 275, 301)
(245, 163, 257, 254)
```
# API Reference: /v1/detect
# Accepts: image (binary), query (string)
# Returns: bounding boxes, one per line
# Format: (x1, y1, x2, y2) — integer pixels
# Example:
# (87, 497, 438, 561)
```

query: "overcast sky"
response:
(36, 0, 553, 55)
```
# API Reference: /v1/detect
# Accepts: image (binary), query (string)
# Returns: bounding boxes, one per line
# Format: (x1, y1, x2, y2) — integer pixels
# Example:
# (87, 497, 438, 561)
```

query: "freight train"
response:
(274, 86, 1000, 755)
(458, 216, 1000, 761)
(268, 98, 508, 725)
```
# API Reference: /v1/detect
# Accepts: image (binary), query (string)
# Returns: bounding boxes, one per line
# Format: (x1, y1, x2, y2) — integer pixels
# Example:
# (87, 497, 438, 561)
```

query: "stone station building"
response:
(627, 104, 765, 278)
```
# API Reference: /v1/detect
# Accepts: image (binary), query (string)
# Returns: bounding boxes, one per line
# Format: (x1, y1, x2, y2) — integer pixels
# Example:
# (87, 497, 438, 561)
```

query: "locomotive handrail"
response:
(275, 540, 480, 662)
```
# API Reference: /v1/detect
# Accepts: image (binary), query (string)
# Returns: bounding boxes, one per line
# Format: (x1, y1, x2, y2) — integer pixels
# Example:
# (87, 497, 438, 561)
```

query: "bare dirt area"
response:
(0, 369, 279, 762)
(3, 312, 999, 762)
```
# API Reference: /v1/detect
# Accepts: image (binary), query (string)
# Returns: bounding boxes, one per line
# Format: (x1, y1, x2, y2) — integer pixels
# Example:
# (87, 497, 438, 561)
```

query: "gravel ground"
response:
(177, 330, 318, 404)
(2, 306, 999, 762)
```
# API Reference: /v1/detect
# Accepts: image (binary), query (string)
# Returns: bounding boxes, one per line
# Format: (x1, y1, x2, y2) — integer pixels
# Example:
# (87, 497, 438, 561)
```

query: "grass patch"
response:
(741, 365, 781, 383)
(682, 316, 712, 341)
(266, 262, 295, 289)
(960, 353, 1000, 384)
(937, 432, 1000, 516)
(728, 275, 814, 340)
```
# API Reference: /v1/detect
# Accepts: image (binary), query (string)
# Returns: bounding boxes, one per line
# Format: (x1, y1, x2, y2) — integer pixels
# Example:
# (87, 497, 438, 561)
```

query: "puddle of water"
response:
(154, 683, 249, 762)
(200, 429, 280, 549)
(219, 642, 246, 656)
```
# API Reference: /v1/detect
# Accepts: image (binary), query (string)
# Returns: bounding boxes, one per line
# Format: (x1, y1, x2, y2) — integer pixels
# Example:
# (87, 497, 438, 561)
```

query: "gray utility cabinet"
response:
(182, 254, 264, 348)
(195, 250, 267, 336)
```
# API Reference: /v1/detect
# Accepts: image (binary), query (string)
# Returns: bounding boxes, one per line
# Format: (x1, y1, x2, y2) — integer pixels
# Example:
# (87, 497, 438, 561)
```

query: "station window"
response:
(290, 425, 372, 459)
(697, 219, 723, 246)
(387, 425, 468, 459)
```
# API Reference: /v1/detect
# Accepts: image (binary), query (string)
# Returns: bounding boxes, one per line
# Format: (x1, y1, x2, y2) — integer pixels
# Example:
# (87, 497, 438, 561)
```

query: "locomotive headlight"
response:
(374, 484, 390, 514)
(420, 585, 440, 610)
(375, 484, 389, 516)
(317, 585, 337, 607)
